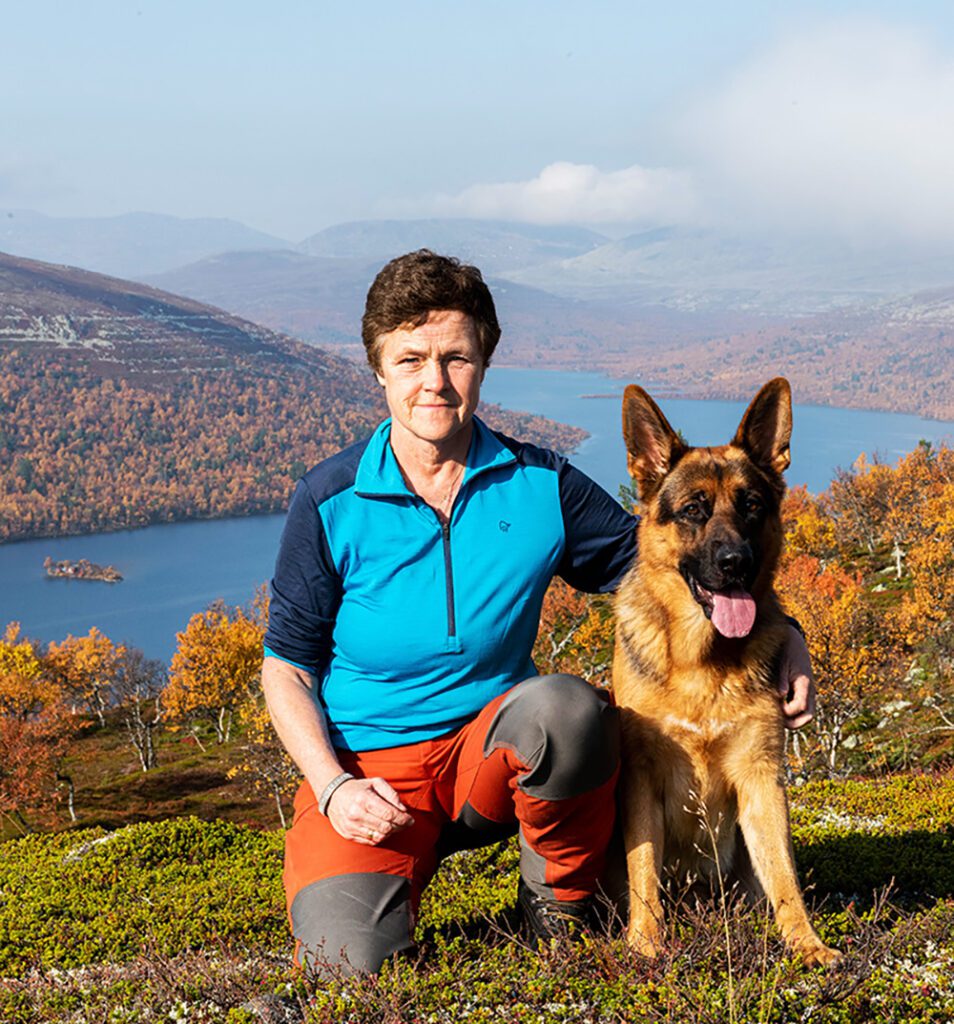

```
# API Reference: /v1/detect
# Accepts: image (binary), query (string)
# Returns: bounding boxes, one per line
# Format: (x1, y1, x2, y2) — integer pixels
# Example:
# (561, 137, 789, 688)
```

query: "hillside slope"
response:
(0, 252, 584, 541)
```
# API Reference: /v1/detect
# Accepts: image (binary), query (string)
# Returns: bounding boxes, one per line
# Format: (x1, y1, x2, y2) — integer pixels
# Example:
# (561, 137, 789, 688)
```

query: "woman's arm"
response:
(262, 655, 413, 844)
(776, 624, 816, 730)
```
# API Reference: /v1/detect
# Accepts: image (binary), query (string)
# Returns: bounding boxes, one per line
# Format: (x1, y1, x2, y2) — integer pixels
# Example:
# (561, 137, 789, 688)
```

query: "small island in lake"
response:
(44, 556, 123, 583)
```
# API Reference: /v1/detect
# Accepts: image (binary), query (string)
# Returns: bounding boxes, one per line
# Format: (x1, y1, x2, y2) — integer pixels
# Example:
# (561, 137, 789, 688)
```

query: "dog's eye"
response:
(745, 496, 763, 515)
(679, 501, 706, 521)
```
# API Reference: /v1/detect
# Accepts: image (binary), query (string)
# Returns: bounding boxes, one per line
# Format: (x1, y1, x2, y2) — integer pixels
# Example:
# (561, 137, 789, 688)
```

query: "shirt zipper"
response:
(441, 519, 457, 638)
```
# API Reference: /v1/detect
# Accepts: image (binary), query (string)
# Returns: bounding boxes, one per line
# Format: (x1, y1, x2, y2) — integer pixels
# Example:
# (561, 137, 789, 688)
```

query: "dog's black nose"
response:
(715, 543, 753, 582)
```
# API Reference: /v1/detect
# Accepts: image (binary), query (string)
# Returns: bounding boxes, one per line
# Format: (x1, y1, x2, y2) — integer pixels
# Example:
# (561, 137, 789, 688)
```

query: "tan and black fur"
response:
(612, 377, 840, 967)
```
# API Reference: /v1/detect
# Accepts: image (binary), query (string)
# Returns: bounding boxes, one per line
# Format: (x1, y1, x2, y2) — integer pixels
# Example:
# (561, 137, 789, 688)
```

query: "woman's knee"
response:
(485, 674, 619, 799)
(290, 872, 414, 977)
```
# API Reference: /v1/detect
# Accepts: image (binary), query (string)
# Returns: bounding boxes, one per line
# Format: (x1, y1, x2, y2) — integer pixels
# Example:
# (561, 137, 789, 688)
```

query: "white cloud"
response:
(395, 19, 954, 245)
(680, 19, 954, 242)
(409, 160, 698, 227)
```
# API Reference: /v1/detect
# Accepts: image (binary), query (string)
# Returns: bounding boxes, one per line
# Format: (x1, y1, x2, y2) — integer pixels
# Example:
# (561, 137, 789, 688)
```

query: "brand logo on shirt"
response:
(499, 520, 511, 532)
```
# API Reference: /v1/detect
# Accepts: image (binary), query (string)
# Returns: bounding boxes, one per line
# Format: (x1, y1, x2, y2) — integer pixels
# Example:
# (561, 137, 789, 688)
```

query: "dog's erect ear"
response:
(622, 384, 688, 498)
(732, 377, 792, 476)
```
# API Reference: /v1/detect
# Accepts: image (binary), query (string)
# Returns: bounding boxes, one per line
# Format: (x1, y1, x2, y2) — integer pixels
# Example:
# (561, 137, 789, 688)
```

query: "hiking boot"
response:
(517, 879, 594, 941)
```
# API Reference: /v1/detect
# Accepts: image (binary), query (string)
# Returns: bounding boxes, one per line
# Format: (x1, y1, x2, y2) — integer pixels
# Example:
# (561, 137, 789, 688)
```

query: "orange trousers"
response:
(284, 674, 619, 971)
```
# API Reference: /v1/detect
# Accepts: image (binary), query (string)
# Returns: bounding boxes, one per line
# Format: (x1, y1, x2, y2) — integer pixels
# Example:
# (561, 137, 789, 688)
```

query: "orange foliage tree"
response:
(165, 598, 265, 744)
(879, 442, 954, 554)
(894, 483, 954, 652)
(0, 622, 59, 717)
(782, 486, 838, 560)
(776, 554, 890, 774)
(44, 627, 125, 727)
(532, 578, 615, 686)
(825, 454, 895, 556)
(0, 701, 77, 832)
(823, 442, 954, 564)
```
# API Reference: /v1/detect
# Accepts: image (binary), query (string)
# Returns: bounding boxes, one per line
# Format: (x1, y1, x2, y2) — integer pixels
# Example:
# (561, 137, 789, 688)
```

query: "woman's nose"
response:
(422, 359, 449, 390)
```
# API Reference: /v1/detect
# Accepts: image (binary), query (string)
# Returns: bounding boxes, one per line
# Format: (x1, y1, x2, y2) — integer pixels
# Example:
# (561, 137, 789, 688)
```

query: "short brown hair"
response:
(361, 249, 501, 371)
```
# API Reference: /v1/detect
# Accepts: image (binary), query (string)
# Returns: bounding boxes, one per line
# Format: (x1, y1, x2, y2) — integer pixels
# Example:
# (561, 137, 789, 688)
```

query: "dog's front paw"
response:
(626, 920, 663, 958)
(798, 940, 842, 968)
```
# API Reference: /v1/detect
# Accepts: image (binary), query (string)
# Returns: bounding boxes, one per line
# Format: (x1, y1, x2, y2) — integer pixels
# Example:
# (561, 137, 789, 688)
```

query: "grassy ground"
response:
(2, 772, 952, 1023)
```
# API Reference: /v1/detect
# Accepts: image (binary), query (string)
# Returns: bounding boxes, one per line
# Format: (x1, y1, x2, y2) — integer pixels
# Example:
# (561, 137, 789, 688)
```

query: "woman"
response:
(262, 250, 814, 975)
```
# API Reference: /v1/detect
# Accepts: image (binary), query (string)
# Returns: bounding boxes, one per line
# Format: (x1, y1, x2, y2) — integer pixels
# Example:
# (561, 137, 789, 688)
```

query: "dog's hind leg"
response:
(620, 771, 666, 957)
(736, 773, 841, 967)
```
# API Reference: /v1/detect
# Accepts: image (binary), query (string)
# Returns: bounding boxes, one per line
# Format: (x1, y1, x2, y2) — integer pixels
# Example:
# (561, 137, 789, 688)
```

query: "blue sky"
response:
(4, 1, 954, 241)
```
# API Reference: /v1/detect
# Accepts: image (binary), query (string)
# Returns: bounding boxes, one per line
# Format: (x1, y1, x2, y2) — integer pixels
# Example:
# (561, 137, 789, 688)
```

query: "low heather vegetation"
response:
(3, 775, 952, 1023)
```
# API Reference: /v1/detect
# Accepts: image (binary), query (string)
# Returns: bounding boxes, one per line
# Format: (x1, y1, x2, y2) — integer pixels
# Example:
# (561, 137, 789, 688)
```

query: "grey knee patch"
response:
(484, 674, 619, 800)
(290, 872, 413, 977)
(518, 832, 551, 899)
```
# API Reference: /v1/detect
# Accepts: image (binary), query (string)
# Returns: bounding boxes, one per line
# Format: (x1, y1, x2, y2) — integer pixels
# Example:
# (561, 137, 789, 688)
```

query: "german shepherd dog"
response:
(612, 378, 840, 966)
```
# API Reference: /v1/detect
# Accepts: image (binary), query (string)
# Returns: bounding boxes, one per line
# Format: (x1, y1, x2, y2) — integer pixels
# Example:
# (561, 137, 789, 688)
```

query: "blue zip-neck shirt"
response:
(264, 416, 636, 751)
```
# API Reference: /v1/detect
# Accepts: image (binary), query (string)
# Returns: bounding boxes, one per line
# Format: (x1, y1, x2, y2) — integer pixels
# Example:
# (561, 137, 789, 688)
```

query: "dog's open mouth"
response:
(686, 575, 757, 638)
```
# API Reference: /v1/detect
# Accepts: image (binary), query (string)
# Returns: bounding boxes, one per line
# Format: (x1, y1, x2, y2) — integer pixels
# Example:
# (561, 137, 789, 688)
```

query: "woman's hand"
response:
(777, 623, 816, 730)
(327, 776, 415, 845)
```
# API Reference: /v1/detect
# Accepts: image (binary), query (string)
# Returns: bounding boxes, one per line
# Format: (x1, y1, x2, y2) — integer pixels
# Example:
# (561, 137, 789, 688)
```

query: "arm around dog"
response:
(556, 460, 639, 592)
(778, 624, 815, 730)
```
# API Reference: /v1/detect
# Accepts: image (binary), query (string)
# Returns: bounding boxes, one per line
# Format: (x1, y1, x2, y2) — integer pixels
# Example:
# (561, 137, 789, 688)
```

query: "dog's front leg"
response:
(736, 772, 841, 966)
(621, 771, 665, 957)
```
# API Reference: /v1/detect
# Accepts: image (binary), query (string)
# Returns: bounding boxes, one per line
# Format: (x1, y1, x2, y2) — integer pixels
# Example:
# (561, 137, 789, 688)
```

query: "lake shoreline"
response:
(4, 367, 954, 662)
(493, 360, 954, 421)
(4, 369, 954, 548)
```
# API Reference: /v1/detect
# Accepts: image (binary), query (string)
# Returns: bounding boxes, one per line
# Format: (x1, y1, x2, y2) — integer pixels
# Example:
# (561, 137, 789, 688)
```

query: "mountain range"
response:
(3, 211, 954, 421)
(9, 210, 954, 318)
(0, 209, 288, 279)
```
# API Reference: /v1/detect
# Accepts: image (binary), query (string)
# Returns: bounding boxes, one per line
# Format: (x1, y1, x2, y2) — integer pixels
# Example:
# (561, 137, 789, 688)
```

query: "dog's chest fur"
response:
(613, 568, 787, 880)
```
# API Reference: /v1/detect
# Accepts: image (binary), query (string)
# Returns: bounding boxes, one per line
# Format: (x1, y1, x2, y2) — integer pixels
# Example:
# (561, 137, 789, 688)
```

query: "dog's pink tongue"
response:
(710, 589, 757, 638)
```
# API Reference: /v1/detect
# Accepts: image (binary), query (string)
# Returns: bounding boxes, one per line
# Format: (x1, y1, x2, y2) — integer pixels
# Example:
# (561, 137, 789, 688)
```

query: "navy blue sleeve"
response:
(556, 462, 639, 593)
(264, 480, 342, 673)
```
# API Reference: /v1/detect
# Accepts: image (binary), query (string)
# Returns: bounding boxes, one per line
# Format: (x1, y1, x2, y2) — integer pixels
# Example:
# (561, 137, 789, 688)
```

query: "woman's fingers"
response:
(368, 776, 409, 813)
(327, 776, 414, 843)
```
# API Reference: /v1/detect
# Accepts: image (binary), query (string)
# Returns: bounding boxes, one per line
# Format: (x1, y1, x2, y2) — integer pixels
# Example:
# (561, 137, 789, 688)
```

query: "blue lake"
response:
(2, 367, 951, 663)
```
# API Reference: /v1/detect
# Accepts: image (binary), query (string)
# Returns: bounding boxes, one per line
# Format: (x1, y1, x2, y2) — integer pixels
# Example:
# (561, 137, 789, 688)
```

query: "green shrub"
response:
(790, 774, 954, 900)
(0, 817, 286, 975)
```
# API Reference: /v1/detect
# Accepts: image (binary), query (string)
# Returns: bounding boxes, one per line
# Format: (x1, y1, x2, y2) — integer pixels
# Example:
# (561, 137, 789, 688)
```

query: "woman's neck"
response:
(389, 420, 472, 477)
(388, 420, 473, 520)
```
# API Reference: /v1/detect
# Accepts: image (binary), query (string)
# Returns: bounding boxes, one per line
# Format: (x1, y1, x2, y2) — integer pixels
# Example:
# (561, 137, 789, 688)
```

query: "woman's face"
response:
(374, 309, 485, 452)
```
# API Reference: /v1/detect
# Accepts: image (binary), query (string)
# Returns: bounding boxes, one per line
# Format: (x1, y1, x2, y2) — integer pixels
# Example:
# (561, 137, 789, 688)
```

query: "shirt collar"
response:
(354, 416, 517, 498)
